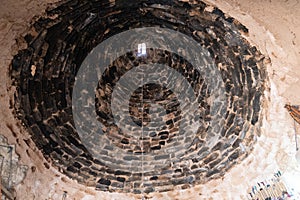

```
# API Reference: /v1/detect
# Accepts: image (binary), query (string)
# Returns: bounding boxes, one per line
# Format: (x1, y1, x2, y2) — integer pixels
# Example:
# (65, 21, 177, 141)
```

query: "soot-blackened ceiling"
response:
(9, 0, 267, 194)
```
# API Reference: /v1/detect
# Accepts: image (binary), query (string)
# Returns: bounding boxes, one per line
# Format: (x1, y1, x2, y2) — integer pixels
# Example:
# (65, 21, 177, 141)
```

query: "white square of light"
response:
(137, 43, 147, 56)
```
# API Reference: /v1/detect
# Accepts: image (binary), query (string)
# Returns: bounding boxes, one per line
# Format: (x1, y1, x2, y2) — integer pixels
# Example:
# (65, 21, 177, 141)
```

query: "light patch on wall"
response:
(137, 43, 147, 57)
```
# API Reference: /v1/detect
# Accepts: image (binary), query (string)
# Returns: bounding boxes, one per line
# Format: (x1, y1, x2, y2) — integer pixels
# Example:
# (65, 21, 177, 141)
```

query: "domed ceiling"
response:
(9, 0, 267, 196)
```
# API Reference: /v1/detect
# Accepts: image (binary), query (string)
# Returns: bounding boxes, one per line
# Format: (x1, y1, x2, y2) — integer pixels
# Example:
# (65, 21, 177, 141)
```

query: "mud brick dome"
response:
(9, 0, 267, 196)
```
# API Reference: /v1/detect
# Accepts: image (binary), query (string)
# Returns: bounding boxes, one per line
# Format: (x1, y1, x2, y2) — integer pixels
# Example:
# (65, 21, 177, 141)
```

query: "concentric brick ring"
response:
(10, 0, 267, 194)
(72, 27, 227, 175)
(96, 56, 195, 154)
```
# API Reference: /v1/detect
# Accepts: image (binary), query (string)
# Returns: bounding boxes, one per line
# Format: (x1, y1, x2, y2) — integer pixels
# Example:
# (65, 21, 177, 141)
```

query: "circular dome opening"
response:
(9, 0, 267, 195)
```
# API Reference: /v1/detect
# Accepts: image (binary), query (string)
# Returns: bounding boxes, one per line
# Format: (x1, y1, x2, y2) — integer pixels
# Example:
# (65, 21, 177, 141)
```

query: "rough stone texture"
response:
(0, 0, 300, 200)
(0, 134, 28, 195)
(8, 0, 266, 194)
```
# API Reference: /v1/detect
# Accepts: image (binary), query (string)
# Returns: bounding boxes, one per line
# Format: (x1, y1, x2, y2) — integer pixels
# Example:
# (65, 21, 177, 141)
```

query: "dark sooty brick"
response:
(9, 0, 266, 194)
